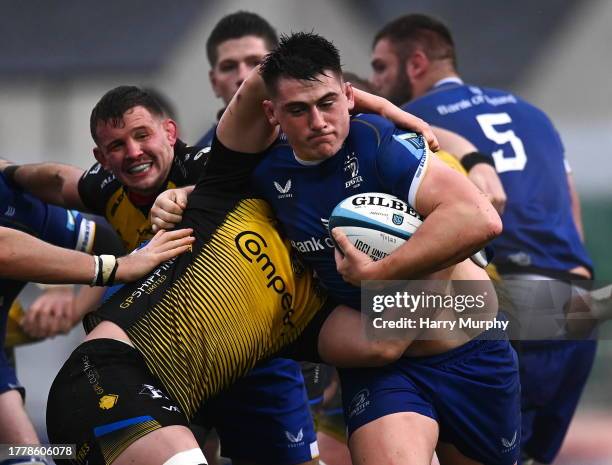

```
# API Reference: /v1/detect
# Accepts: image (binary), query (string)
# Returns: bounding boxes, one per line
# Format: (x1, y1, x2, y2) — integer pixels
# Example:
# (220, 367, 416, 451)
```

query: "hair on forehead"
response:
(260, 32, 343, 95)
(90, 86, 165, 143)
(206, 11, 278, 66)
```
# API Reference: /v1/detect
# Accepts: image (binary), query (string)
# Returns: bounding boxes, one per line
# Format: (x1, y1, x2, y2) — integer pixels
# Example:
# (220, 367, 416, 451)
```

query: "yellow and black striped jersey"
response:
(84, 137, 327, 420)
(78, 140, 210, 252)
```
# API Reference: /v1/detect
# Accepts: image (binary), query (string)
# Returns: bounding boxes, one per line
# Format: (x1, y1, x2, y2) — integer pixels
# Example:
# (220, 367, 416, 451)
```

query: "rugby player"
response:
(370, 14, 595, 464)
(0, 172, 191, 463)
(43, 75, 437, 464)
(194, 13, 324, 464)
(152, 33, 520, 465)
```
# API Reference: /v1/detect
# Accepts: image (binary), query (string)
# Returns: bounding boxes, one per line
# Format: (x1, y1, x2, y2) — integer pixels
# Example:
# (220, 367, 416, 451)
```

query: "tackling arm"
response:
(1, 162, 86, 210)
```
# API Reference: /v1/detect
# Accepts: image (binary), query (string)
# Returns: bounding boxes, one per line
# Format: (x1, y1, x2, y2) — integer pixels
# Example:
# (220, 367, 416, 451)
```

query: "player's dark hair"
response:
(90, 86, 165, 143)
(206, 11, 278, 66)
(373, 14, 457, 68)
(260, 32, 342, 95)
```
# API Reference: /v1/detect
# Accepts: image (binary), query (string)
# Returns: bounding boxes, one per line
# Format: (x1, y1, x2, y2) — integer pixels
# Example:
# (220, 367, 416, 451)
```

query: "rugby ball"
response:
(328, 192, 422, 261)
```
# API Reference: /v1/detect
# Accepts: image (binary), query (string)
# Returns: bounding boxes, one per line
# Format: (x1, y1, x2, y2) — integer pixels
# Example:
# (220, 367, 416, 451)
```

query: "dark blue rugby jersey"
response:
(196, 124, 216, 148)
(253, 113, 428, 309)
(403, 78, 592, 274)
(0, 173, 94, 315)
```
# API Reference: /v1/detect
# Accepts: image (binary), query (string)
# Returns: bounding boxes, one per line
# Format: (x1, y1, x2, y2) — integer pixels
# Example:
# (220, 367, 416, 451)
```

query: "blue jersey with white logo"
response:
(403, 80, 592, 274)
(253, 113, 428, 308)
(0, 173, 94, 315)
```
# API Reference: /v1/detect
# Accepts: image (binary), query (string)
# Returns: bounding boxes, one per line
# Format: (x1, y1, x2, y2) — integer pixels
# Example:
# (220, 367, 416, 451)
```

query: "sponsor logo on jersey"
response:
(348, 388, 370, 419)
(100, 174, 116, 190)
(344, 153, 363, 188)
(291, 236, 335, 253)
(3, 205, 15, 217)
(235, 230, 296, 331)
(99, 394, 119, 410)
(274, 179, 293, 199)
(119, 260, 175, 309)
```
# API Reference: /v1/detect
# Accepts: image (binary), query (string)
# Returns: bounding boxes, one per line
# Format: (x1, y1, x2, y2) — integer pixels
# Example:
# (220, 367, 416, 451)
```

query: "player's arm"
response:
(352, 87, 439, 151)
(217, 66, 279, 153)
(567, 172, 585, 241)
(0, 226, 194, 284)
(433, 126, 506, 214)
(334, 157, 502, 284)
(1, 161, 86, 210)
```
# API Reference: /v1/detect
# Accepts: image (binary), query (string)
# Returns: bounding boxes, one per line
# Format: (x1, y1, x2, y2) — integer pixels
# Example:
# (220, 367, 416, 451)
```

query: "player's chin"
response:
(311, 141, 340, 159)
(121, 171, 162, 194)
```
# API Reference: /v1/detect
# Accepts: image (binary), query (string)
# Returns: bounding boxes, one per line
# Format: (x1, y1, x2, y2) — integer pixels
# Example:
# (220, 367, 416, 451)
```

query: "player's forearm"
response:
(218, 66, 277, 153)
(0, 227, 95, 283)
(352, 88, 438, 150)
(374, 198, 501, 280)
(3, 162, 85, 210)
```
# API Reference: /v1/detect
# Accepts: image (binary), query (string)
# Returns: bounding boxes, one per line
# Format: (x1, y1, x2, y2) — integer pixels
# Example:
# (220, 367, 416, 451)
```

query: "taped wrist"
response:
(90, 255, 118, 286)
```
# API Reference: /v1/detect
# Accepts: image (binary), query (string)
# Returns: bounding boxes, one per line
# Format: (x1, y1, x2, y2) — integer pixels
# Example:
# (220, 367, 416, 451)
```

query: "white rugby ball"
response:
(328, 192, 422, 261)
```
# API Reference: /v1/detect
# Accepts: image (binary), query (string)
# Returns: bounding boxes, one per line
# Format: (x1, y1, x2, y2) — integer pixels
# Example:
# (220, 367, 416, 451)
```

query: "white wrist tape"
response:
(100, 254, 117, 285)
(91, 255, 100, 286)
(162, 448, 207, 465)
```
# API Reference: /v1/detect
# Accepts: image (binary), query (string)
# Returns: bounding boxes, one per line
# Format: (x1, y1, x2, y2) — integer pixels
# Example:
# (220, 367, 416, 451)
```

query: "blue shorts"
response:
(195, 358, 318, 465)
(519, 339, 597, 463)
(340, 337, 521, 465)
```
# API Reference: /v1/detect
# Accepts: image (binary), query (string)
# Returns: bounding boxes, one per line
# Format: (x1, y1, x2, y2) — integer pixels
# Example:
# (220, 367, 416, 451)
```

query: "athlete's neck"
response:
(127, 189, 158, 207)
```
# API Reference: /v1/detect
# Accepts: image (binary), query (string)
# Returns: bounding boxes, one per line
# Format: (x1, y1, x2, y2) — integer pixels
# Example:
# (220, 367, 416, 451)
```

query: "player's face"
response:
(371, 38, 413, 105)
(210, 36, 269, 105)
(264, 72, 354, 161)
(93, 106, 177, 195)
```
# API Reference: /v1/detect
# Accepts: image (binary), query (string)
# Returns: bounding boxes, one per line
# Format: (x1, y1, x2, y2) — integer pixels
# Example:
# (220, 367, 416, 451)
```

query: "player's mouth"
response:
(127, 162, 153, 175)
(309, 133, 334, 142)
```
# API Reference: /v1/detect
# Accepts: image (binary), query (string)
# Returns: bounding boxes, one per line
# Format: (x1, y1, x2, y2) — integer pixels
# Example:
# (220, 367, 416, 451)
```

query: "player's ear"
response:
(406, 49, 428, 81)
(262, 100, 279, 126)
(93, 147, 109, 169)
(344, 82, 355, 111)
(163, 118, 178, 146)
(209, 69, 221, 98)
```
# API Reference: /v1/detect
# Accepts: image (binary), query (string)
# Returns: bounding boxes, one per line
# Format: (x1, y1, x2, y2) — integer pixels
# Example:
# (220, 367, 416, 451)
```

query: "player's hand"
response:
(115, 228, 195, 282)
(468, 164, 507, 214)
(332, 228, 380, 286)
(150, 186, 193, 232)
(20, 286, 77, 338)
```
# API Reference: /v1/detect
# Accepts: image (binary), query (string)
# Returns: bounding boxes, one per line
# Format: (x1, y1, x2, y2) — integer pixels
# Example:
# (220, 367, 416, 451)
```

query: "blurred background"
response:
(3, 0, 611, 463)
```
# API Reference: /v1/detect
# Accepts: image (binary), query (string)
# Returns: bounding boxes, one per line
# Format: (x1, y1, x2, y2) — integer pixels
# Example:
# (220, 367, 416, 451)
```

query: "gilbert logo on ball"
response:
(328, 193, 422, 261)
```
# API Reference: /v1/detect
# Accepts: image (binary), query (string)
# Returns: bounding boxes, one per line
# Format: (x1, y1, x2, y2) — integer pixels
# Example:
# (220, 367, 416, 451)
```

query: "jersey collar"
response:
(431, 76, 464, 90)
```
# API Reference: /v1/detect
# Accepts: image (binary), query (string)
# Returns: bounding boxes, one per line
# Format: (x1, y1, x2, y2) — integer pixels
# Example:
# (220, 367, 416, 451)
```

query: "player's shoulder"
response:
(349, 113, 397, 147)
(170, 139, 211, 185)
(79, 163, 118, 198)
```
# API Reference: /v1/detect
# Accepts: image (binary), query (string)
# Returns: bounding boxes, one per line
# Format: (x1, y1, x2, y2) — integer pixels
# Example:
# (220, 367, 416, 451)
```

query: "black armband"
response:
(460, 152, 495, 172)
